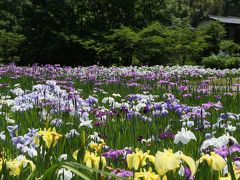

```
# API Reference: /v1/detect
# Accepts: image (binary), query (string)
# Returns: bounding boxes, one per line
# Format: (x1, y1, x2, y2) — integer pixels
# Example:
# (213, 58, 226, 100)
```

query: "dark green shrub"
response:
(202, 54, 240, 69)
(224, 56, 240, 68)
(220, 40, 240, 56)
(202, 54, 224, 68)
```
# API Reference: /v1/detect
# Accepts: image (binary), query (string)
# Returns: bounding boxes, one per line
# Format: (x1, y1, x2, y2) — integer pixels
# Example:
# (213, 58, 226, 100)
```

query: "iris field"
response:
(1, 64, 240, 179)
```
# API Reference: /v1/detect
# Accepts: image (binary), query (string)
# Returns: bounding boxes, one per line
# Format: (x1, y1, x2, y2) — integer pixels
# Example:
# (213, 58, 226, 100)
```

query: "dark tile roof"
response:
(209, 15, 240, 25)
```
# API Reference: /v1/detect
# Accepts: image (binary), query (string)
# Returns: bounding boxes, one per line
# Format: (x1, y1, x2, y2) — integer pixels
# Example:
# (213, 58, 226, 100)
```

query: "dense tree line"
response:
(0, 0, 240, 66)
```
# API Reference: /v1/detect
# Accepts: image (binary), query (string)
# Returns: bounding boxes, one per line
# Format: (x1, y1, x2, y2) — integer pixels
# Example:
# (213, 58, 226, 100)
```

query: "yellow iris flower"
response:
(73, 150, 106, 170)
(6, 156, 35, 176)
(197, 152, 226, 171)
(179, 153, 196, 177)
(154, 149, 196, 177)
(219, 174, 232, 180)
(84, 150, 106, 169)
(126, 148, 155, 170)
(89, 139, 105, 153)
(72, 150, 79, 160)
(6, 160, 22, 176)
(38, 127, 62, 148)
(134, 169, 160, 180)
(0, 157, 3, 172)
(234, 164, 240, 179)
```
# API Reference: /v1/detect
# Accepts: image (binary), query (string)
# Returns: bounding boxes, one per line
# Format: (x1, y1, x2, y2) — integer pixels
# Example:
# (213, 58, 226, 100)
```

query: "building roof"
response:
(209, 15, 240, 25)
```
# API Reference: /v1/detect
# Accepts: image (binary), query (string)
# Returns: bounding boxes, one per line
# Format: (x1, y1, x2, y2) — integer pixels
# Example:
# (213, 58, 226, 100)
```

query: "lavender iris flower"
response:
(11, 128, 38, 157)
(7, 125, 19, 137)
(12, 136, 24, 144)
(51, 119, 63, 127)
(214, 144, 240, 158)
(230, 144, 240, 153)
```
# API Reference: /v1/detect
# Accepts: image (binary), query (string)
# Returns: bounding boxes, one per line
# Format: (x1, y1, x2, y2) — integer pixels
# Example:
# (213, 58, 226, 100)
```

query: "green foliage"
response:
(105, 22, 211, 66)
(202, 54, 240, 69)
(0, 0, 26, 63)
(202, 36, 240, 69)
(197, 21, 226, 54)
(41, 162, 124, 180)
(220, 40, 240, 56)
(202, 54, 224, 68)
(134, 0, 191, 27)
(136, 22, 167, 65)
(0, 30, 25, 63)
(0, 0, 23, 32)
(106, 26, 140, 66)
(0, 0, 239, 66)
(163, 27, 209, 65)
(224, 56, 240, 69)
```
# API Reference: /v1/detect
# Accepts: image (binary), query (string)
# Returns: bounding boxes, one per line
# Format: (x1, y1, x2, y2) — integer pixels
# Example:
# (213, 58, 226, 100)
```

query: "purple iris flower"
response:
(127, 110, 134, 119)
(112, 169, 133, 177)
(183, 93, 192, 97)
(152, 110, 161, 117)
(85, 96, 98, 106)
(233, 157, 240, 162)
(102, 148, 133, 160)
(159, 80, 169, 85)
(215, 95, 221, 101)
(176, 108, 184, 115)
(214, 146, 229, 158)
(162, 110, 168, 116)
(230, 144, 240, 153)
(202, 102, 214, 110)
(143, 105, 151, 113)
(121, 106, 128, 112)
(94, 121, 105, 126)
(160, 131, 175, 139)
(154, 103, 162, 110)
(179, 85, 188, 92)
(184, 167, 194, 180)
(102, 149, 124, 160)
(220, 113, 227, 120)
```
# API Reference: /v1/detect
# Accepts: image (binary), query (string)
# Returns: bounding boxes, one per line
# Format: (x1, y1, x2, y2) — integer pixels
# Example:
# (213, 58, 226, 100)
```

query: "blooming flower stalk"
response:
(38, 127, 62, 148)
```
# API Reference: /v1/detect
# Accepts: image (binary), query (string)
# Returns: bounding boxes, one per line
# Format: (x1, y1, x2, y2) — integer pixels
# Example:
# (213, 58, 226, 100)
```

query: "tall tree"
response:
(0, 0, 25, 63)
(21, 0, 97, 65)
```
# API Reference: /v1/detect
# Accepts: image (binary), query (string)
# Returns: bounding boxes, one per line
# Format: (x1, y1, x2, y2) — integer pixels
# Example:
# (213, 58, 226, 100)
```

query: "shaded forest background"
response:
(0, 0, 240, 67)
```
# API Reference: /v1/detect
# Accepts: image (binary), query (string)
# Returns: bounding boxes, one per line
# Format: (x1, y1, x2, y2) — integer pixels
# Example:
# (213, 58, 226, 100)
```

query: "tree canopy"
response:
(0, 0, 239, 66)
